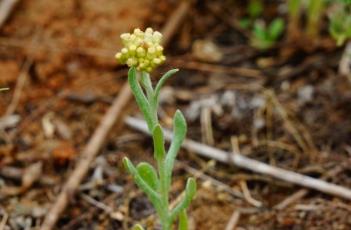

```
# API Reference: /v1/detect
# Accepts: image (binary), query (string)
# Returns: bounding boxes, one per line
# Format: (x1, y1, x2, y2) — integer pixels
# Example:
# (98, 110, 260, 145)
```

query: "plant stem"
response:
(143, 72, 171, 229)
(287, 0, 301, 39)
(306, 0, 324, 38)
(129, 69, 194, 229)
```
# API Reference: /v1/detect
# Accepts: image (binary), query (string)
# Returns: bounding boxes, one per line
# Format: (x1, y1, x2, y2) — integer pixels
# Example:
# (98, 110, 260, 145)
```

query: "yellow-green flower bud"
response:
(115, 27, 165, 73)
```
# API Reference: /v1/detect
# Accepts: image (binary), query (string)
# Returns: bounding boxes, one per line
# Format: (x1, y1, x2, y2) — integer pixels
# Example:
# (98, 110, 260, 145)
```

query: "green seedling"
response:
(239, 0, 263, 29)
(328, 1, 351, 46)
(251, 18, 285, 50)
(287, 0, 302, 37)
(248, 0, 263, 19)
(287, 0, 329, 41)
(288, 0, 301, 21)
(306, 0, 325, 38)
(115, 28, 196, 230)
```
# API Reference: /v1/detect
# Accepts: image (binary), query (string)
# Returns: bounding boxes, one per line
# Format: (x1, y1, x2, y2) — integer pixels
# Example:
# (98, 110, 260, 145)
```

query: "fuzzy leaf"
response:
(140, 72, 154, 101)
(184, 177, 197, 201)
(128, 67, 156, 131)
(132, 224, 145, 230)
(178, 210, 188, 230)
(152, 124, 165, 161)
(123, 157, 161, 211)
(253, 23, 267, 41)
(165, 110, 187, 188)
(170, 178, 197, 222)
(154, 69, 179, 107)
(136, 162, 159, 191)
(268, 18, 284, 40)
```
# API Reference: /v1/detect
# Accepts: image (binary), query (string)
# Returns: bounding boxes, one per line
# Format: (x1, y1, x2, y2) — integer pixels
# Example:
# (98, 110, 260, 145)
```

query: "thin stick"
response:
(125, 116, 351, 201)
(0, 0, 19, 28)
(239, 180, 262, 208)
(4, 59, 32, 116)
(170, 59, 261, 78)
(40, 2, 191, 229)
(273, 189, 308, 210)
(182, 163, 243, 199)
(274, 164, 345, 210)
(4, 29, 40, 116)
(0, 210, 8, 230)
(80, 193, 113, 214)
(224, 210, 240, 230)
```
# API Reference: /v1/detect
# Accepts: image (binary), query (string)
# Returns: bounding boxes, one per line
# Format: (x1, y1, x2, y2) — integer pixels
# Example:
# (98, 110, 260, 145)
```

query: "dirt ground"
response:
(1, 0, 351, 229)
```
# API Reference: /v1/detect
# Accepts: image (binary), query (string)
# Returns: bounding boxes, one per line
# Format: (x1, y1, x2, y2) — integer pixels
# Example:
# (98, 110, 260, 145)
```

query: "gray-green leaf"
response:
(178, 210, 188, 230)
(128, 67, 156, 131)
(170, 178, 197, 222)
(152, 124, 166, 161)
(268, 18, 284, 39)
(132, 224, 145, 230)
(154, 69, 179, 107)
(137, 162, 159, 191)
(165, 110, 187, 187)
(123, 157, 161, 210)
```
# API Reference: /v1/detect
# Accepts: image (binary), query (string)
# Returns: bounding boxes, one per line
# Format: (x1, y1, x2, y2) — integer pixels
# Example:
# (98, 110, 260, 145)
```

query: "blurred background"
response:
(0, 0, 351, 229)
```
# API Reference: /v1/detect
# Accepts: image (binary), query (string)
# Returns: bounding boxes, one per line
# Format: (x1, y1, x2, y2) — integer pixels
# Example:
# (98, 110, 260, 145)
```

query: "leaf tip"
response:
(186, 177, 197, 198)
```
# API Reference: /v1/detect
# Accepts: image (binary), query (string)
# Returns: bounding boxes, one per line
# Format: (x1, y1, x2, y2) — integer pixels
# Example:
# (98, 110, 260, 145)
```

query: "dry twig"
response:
(40, 1, 191, 229)
(125, 116, 351, 201)
(0, 0, 19, 28)
(170, 59, 261, 78)
(274, 164, 345, 210)
(0, 210, 8, 230)
(265, 90, 318, 160)
(224, 210, 240, 230)
(4, 59, 32, 116)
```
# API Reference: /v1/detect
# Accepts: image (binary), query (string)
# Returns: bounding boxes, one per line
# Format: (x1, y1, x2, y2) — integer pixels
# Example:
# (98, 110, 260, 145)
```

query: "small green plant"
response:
(115, 28, 196, 230)
(287, 0, 301, 38)
(238, 0, 284, 50)
(328, 1, 351, 46)
(239, 0, 263, 29)
(306, 0, 325, 38)
(250, 18, 285, 50)
(247, 0, 263, 19)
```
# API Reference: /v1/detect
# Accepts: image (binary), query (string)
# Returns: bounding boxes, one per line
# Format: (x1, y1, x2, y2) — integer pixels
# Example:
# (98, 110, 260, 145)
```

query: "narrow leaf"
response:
(136, 162, 159, 191)
(268, 18, 284, 39)
(165, 110, 187, 187)
(154, 69, 179, 106)
(140, 72, 154, 101)
(132, 224, 145, 230)
(253, 23, 267, 40)
(170, 178, 197, 222)
(128, 67, 156, 131)
(123, 157, 161, 210)
(152, 124, 166, 161)
(178, 210, 188, 230)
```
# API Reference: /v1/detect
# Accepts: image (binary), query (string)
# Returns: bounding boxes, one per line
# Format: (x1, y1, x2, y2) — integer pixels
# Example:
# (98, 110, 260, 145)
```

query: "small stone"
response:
(298, 85, 314, 105)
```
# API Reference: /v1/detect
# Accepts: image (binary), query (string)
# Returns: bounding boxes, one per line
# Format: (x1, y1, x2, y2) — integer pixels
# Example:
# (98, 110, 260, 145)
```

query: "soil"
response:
(1, 0, 351, 229)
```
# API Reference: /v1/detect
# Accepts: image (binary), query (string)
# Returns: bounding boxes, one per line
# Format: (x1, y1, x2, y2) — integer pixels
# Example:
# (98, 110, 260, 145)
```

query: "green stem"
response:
(128, 67, 156, 131)
(128, 68, 194, 230)
(158, 159, 170, 229)
(306, 0, 324, 38)
(178, 210, 188, 230)
(287, 0, 301, 38)
(140, 70, 171, 229)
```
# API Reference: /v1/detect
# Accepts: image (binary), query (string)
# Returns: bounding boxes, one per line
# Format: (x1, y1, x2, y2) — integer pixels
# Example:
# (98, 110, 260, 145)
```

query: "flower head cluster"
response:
(115, 28, 166, 73)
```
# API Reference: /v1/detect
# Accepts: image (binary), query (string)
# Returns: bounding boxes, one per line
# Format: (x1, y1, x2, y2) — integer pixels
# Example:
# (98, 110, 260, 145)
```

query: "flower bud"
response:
(115, 28, 165, 72)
